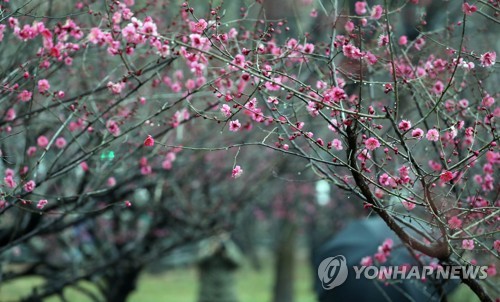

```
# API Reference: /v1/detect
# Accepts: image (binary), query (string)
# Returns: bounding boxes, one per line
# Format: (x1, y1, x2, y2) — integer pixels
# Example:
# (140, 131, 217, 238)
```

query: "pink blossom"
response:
(357, 149, 371, 161)
(426, 129, 440, 141)
(344, 21, 354, 32)
(370, 5, 383, 20)
(374, 252, 387, 263)
(332, 139, 343, 151)
(221, 104, 232, 117)
(303, 43, 314, 54)
(24, 180, 36, 192)
(6, 108, 16, 121)
(378, 35, 389, 47)
(462, 239, 474, 250)
(325, 87, 347, 103)
(55, 137, 67, 149)
(343, 44, 363, 59)
(231, 54, 246, 69)
(38, 79, 50, 93)
(141, 165, 152, 175)
(440, 171, 454, 182)
(462, 2, 477, 15)
(486, 264, 496, 277)
(360, 256, 373, 266)
(80, 161, 89, 172)
(124, 200, 132, 207)
(398, 120, 411, 132)
(144, 135, 155, 146)
(448, 216, 462, 230)
(229, 119, 241, 132)
(432, 80, 444, 95)
(402, 201, 416, 211)
(232, 165, 243, 178)
(27, 146, 37, 157)
(365, 137, 381, 150)
(398, 35, 408, 46)
(494, 240, 500, 252)
(18, 90, 32, 102)
(481, 95, 495, 107)
(107, 177, 116, 187)
(355, 1, 367, 15)
(141, 20, 158, 36)
(479, 51, 496, 67)
(106, 120, 121, 136)
(162, 160, 172, 170)
(414, 37, 425, 51)
(37, 135, 49, 148)
(4, 176, 17, 188)
(190, 19, 208, 34)
(0, 24, 6, 42)
(411, 128, 424, 139)
(37, 199, 48, 209)
(107, 81, 124, 94)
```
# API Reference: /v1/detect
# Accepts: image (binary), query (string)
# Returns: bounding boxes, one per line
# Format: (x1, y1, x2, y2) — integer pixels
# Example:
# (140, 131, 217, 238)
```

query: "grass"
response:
(0, 256, 316, 302)
(1, 255, 489, 302)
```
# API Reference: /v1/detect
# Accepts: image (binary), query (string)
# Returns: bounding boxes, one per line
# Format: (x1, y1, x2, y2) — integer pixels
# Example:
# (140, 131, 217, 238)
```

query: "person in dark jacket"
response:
(314, 217, 457, 302)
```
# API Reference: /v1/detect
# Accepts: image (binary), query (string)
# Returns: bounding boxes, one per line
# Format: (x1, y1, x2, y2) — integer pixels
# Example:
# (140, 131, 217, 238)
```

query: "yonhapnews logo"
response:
(317, 254, 489, 290)
(317, 255, 349, 289)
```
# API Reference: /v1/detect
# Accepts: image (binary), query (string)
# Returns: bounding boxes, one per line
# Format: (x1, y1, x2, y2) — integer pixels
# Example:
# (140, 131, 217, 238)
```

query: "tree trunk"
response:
(103, 267, 141, 302)
(198, 247, 239, 302)
(272, 221, 297, 302)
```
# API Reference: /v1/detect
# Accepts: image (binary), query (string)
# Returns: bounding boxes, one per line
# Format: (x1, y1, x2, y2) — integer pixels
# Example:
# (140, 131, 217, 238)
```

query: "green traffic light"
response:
(100, 150, 115, 160)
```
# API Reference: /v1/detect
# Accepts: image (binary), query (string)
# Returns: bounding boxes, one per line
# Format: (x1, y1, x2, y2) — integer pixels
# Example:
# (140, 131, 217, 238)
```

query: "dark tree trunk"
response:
(272, 221, 297, 302)
(198, 247, 239, 302)
(103, 267, 141, 302)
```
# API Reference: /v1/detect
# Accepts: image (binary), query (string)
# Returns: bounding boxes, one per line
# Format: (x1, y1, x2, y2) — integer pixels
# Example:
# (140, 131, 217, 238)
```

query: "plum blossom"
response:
(398, 35, 408, 46)
(355, 1, 367, 15)
(426, 129, 440, 141)
(440, 171, 454, 182)
(432, 80, 444, 95)
(402, 201, 416, 211)
(411, 128, 424, 139)
(55, 137, 67, 149)
(4, 176, 17, 188)
(106, 120, 121, 136)
(365, 137, 381, 150)
(107, 177, 116, 187)
(332, 139, 343, 151)
(232, 165, 243, 178)
(18, 90, 32, 102)
(37, 135, 49, 148)
(448, 216, 462, 230)
(5, 108, 16, 121)
(37, 199, 48, 209)
(357, 149, 371, 161)
(221, 104, 232, 117)
(107, 81, 125, 94)
(360, 256, 373, 266)
(24, 180, 36, 192)
(38, 79, 50, 93)
(190, 19, 208, 34)
(144, 135, 155, 146)
(371, 5, 383, 20)
(482, 95, 495, 107)
(462, 2, 477, 15)
(494, 240, 500, 253)
(479, 51, 496, 67)
(398, 120, 411, 132)
(462, 239, 474, 250)
(229, 120, 241, 132)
